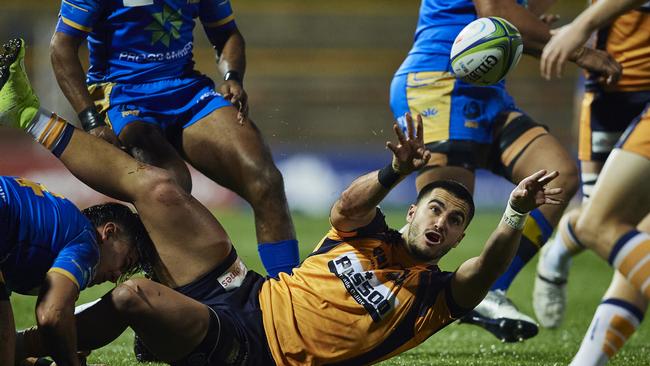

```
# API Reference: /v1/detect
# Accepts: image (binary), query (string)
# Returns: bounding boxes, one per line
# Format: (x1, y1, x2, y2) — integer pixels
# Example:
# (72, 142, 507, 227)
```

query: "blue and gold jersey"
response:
(396, 0, 527, 75)
(259, 209, 468, 365)
(0, 177, 99, 295)
(55, 0, 237, 84)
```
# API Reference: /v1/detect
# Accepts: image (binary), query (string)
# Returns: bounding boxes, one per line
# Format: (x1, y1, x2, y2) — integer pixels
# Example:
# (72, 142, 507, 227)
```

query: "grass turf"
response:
(11, 209, 650, 365)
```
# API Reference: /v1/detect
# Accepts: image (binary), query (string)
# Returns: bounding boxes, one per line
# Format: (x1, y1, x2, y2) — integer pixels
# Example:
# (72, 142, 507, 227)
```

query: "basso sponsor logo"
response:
(328, 252, 398, 322)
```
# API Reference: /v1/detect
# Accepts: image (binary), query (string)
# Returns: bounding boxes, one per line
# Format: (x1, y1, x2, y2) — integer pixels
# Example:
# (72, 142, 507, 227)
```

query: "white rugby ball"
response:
(450, 17, 523, 86)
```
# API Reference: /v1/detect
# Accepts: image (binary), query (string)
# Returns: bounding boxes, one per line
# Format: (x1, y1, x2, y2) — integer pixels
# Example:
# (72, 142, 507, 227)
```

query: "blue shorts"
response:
(173, 248, 275, 366)
(390, 71, 520, 144)
(89, 74, 232, 136)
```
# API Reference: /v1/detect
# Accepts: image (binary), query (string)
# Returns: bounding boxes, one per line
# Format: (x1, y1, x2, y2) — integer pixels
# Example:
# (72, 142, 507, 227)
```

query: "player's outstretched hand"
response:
(509, 170, 563, 213)
(218, 80, 249, 123)
(386, 113, 431, 176)
(541, 25, 621, 85)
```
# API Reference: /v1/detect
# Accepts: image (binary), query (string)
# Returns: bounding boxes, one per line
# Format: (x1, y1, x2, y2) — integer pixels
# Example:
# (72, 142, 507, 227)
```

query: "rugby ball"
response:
(450, 17, 523, 86)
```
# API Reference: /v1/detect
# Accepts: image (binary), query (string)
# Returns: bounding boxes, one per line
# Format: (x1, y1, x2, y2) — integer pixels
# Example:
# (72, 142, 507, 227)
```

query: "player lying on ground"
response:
(540, 0, 650, 365)
(389, 0, 622, 342)
(0, 42, 149, 366)
(1, 38, 563, 365)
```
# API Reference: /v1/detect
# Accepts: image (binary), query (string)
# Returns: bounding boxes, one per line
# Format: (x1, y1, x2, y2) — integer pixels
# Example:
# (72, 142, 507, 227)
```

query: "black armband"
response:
(378, 164, 402, 189)
(78, 106, 106, 132)
(0, 282, 9, 301)
(224, 70, 243, 85)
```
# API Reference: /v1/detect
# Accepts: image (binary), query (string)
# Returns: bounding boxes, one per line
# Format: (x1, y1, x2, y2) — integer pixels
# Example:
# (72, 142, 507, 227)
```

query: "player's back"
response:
(0, 176, 97, 294)
(587, 1, 650, 92)
(397, 0, 527, 75)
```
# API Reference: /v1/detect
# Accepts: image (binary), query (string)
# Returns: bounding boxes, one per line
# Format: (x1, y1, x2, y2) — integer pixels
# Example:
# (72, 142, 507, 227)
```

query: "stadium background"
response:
(3, 1, 649, 365)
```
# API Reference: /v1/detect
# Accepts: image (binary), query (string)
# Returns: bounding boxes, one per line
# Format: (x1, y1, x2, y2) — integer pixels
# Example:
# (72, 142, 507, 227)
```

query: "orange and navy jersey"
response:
(587, 1, 650, 92)
(258, 209, 468, 366)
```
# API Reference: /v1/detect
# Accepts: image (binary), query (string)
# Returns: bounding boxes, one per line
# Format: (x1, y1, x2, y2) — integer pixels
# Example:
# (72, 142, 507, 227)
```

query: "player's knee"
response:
(141, 170, 187, 206)
(112, 279, 150, 316)
(243, 163, 285, 203)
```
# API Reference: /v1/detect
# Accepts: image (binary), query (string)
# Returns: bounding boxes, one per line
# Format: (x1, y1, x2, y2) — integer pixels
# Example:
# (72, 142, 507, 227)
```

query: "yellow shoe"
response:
(0, 38, 40, 129)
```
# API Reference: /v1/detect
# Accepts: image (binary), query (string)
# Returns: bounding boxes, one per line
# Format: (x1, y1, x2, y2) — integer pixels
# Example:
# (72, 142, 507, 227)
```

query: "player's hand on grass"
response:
(88, 125, 121, 148)
(509, 170, 563, 213)
(541, 25, 621, 85)
(386, 113, 431, 176)
(218, 80, 249, 123)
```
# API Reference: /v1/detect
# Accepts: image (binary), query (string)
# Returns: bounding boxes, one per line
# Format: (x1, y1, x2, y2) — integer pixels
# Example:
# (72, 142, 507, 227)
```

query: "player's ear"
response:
(406, 204, 417, 223)
(100, 222, 118, 240)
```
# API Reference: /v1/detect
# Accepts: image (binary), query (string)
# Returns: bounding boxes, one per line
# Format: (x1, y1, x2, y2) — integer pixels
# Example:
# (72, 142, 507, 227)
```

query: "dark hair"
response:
(82, 202, 156, 280)
(415, 180, 475, 226)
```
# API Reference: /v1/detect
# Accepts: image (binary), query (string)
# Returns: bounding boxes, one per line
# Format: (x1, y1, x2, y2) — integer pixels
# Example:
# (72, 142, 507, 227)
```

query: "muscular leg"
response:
(119, 122, 193, 192)
(181, 106, 298, 276)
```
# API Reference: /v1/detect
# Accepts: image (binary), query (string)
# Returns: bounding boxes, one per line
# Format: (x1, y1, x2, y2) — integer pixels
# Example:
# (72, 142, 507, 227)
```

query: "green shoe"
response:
(0, 38, 40, 129)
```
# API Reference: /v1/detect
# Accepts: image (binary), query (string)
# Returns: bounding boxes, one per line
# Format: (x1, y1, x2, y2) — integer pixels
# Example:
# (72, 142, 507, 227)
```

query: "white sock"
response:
(541, 233, 572, 279)
(569, 299, 643, 366)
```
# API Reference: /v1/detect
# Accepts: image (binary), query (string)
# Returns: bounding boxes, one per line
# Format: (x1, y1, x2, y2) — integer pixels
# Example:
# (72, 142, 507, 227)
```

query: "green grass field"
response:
(11, 209, 650, 365)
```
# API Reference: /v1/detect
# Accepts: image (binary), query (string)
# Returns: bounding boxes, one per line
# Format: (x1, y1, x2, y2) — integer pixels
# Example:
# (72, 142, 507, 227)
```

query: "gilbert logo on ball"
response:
(450, 17, 523, 86)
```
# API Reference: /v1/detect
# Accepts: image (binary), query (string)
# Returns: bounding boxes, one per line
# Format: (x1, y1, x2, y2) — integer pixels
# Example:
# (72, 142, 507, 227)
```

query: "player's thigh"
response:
(111, 278, 212, 362)
(181, 106, 277, 191)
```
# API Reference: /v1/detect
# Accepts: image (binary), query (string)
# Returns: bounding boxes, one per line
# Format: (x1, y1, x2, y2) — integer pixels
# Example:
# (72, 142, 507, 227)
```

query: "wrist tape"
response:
(502, 202, 528, 231)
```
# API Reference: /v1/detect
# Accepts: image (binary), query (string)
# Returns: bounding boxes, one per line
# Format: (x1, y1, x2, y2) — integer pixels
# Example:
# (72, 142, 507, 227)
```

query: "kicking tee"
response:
(258, 208, 468, 366)
(55, 0, 237, 84)
(0, 176, 99, 295)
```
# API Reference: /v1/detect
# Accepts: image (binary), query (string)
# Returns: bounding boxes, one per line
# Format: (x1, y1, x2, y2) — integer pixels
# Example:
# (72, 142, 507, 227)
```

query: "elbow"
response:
(36, 305, 67, 332)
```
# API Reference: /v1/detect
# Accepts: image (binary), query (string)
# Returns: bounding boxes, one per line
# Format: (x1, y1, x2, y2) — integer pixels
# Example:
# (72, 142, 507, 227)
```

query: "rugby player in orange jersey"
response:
(3, 40, 563, 365)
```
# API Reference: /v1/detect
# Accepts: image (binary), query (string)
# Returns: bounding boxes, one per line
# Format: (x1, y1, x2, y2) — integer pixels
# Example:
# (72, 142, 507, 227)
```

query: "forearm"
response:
(216, 30, 246, 78)
(474, 0, 551, 56)
(527, 0, 557, 16)
(50, 33, 94, 114)
(571, 0, 646, 34)
(39, 310, 80, 366)
(15, 326, 48, 361)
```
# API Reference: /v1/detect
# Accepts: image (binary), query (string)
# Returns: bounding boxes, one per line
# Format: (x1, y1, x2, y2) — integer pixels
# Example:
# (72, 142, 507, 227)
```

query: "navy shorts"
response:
(172, 248, 275, 366)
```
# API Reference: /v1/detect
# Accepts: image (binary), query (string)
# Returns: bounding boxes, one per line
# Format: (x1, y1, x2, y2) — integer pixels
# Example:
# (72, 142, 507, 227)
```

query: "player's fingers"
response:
(405, 113, 415, 140)
(525, 169, 548, 184)
(416, 114, 424, 143)
(537, 170, 559, 184)
(386, 141, 399, 155)
(393, 123, 407, 144)
(544, 187, 563, 196)
(545, 197, 564, 205)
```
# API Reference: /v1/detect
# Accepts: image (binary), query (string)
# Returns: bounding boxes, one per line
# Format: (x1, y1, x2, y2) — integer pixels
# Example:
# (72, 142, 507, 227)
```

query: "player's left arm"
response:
(0, 271, 16, 366)
(526, 0, 557, 17)
(35, 272, 81, 366)
(449, 170, 563, 309)
(330, 114, 431, 232)
(200, 0, 248, 121)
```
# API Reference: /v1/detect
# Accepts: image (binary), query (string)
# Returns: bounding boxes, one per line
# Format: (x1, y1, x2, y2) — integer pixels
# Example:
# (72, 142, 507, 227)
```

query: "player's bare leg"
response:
(119, 122, 193, 192)
(182, 106, 298, 276)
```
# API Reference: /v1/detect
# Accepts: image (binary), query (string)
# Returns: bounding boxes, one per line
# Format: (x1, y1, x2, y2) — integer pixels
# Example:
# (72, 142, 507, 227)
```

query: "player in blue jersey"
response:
(50, 0, 299, 279)
(390, 0, 623, 342)
(0, 174, 148, 366)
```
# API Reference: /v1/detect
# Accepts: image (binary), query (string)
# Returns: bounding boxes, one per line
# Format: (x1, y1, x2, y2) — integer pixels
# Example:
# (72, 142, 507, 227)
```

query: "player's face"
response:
(405, 188, 469, 263)
(91, 224, 139, 286)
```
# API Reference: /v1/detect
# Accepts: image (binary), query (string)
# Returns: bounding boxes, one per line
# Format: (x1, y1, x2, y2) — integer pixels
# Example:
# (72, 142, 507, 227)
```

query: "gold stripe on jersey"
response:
(204, 14, 235, 28)
(259, 210, 467, 365)
(61, 16, 92, 33)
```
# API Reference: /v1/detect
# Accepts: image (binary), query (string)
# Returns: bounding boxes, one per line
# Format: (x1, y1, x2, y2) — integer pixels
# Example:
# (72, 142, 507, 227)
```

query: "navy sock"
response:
(258, 239, 300, 278)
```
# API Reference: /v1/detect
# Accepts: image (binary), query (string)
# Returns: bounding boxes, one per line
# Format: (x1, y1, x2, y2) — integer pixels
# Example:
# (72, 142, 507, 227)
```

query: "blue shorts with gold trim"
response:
(89, 74, 232, 136)
(390, 71, 521, 144)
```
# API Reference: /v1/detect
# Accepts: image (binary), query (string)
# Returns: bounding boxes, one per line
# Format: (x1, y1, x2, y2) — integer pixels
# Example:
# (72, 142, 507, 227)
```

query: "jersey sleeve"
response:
(199, 0, 237, 33)
(55, 0, 102, 38)
(48, 229, 99, 291)
(328, 207, 390, 240)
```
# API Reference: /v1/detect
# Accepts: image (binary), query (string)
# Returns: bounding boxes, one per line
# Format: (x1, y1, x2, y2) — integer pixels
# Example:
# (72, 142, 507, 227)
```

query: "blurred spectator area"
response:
(1, 0, 588, 211)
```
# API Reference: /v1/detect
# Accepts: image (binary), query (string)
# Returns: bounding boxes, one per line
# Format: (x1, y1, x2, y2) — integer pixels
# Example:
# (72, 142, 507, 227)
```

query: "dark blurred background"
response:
(0, 0, 589, 212)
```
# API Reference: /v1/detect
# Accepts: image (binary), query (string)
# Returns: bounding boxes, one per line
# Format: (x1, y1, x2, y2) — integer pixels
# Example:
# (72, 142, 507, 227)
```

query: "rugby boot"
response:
(533, 243, 569, 328)
(459, 290, 539, 342)
(0, 38, 40, 129)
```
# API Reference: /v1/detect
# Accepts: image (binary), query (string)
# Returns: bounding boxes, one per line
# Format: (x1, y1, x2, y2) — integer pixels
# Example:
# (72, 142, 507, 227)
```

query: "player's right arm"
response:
(50, 0, 119, 146)
(0, 271, 16, 366)
(473, 0, 621, 81)
(450, 170, 563, 309)
(330, 114, 431, 232)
